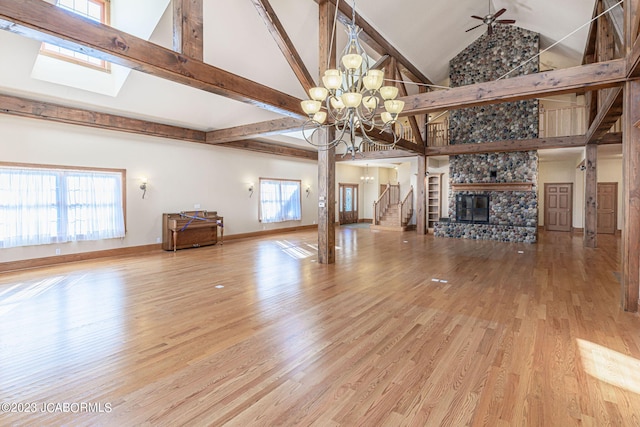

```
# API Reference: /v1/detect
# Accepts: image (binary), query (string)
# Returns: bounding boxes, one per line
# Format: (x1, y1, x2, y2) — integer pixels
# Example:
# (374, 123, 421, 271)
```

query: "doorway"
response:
(545, 183, 573, 232)
(339, 183, 359, 225)
(597, 182, 618, 234)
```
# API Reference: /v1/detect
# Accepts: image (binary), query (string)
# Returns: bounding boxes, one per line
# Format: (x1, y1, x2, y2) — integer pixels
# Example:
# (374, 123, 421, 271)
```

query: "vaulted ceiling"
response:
(0, 0, 606, 158)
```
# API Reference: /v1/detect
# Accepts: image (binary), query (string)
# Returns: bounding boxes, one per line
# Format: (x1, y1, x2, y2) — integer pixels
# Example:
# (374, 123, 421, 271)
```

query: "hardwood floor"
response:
(0, 228, 638, 426)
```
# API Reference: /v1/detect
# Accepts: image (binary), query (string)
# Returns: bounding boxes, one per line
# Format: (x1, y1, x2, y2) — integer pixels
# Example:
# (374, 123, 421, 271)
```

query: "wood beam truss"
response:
(0, 0, 304, 118)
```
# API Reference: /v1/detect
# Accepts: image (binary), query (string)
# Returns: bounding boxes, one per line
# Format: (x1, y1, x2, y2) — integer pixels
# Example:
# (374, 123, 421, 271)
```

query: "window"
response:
(0, 164, 126, 248)
(259, 178, 302, 223)
(40, 0, 110, 71)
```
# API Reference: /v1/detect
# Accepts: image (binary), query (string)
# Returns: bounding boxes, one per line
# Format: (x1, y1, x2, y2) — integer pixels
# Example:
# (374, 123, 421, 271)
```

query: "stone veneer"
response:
(436, 25, 540, 243)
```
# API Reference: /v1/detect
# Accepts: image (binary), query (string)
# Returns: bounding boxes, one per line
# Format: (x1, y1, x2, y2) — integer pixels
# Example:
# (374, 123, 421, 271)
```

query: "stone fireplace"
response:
(434, 25, 539, 243)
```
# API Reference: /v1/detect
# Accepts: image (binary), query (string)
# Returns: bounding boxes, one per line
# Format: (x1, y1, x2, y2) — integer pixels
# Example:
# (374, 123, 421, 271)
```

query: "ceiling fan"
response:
(466, 1, 516, 36)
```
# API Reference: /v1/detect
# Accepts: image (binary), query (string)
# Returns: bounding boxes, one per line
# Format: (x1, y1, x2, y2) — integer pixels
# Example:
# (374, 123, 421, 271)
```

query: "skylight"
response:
(40, 0, 110, 71)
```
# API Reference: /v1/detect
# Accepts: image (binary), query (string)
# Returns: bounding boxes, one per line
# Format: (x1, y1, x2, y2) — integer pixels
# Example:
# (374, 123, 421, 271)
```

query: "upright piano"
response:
(162, 210, 223, 251)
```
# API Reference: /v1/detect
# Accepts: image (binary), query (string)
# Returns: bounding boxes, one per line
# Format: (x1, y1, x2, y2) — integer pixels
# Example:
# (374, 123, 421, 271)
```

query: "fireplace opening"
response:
(456, 194, 489, 224)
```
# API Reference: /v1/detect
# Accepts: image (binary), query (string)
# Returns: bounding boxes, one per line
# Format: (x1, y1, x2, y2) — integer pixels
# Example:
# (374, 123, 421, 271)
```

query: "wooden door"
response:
(545, 183, 572, 232)
(597, 182, 617, 234)
(339, 184, 358, 225)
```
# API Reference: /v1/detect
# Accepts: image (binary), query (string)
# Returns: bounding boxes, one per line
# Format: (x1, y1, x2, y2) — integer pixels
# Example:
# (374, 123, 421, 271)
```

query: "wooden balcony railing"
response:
(425, 105, 622, 147)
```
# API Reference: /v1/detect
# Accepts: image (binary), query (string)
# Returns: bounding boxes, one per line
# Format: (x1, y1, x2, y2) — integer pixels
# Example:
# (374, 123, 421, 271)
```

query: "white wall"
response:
(537, 156, 622, 229)
(0, 115, 319, 262)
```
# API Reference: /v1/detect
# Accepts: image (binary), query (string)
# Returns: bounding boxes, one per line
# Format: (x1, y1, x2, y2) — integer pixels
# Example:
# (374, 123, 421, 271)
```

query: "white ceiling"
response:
(0, 0, 619, 164)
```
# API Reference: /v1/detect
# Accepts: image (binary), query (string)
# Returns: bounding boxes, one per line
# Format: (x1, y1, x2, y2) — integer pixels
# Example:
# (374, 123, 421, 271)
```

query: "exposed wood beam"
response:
(251, 0, 316, 93)
(173, 0, 203, 61)
(314, 0, 432, 85)
(217, 139, 318, 160)
(426, 135, 587, 156)
(0, 93, 206, 142)
(598, 131, 623, 144)
(603, 0, 624, 53)
(395, 68, 425, 147)
(318, 0, 336, 265)
(622, 79, 640, 312)
(585, 86, 624, 143)
(584, 144, 598, 248)
(0, 0, 304, 118)
(206, 118, 306, 144)
(582, 0, 600, 64)
(401, 59, 627, 115)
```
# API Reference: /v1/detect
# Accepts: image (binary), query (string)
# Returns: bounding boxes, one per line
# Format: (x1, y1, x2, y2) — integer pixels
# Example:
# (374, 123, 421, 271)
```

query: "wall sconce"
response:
(579, 165, 586, 171)
(248, 183, 254, 197)
(140, 177, 147, 199)
(305, 185, 311, 198)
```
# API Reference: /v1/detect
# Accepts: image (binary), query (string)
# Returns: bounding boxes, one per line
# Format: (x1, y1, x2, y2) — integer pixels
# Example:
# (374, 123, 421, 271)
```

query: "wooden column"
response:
(622, 80, 640, 312)
(416, 155, 427, 234)
(173, 0, 203, 61)
(584, 144, 598, 248)
(317, 138, 336, 265)
(317, 0, 336, 264)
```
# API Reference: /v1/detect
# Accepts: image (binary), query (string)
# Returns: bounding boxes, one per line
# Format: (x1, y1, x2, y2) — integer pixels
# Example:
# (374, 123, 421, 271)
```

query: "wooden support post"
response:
(622, 79, 640, 312)
(173, 0, 204, 61)
(584, 144, 598, 248)
(317, 131, 336, 264)
(317, 0, 336, 264)
(416, 155, 427, 235)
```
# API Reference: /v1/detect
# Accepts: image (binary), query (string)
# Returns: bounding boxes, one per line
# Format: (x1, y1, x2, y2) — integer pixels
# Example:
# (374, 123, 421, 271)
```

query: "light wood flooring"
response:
(0, 228, 639, 426)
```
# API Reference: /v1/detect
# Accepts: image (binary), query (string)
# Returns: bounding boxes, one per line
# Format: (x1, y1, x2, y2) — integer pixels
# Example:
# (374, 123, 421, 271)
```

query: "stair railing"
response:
(374, 184, 400, 226)
(400, 186, 414, 226)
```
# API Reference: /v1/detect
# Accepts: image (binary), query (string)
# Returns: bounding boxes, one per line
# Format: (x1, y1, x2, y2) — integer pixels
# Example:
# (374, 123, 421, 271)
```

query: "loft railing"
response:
(427, 119, 449, 147)
(425, 105, 621, 147)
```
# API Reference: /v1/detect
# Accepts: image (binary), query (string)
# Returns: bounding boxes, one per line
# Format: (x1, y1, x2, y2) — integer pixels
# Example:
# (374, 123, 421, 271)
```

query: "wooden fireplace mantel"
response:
(451, 182, 534, 192)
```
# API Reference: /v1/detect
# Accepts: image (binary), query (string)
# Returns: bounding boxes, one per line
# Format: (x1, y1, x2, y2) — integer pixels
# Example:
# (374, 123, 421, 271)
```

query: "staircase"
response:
(370, 185, 414, 232)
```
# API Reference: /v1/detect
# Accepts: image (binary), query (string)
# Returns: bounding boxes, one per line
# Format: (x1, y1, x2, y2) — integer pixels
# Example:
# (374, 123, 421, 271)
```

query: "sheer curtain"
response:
(259, 179, 302, 223)
(0, 166, 125, 248)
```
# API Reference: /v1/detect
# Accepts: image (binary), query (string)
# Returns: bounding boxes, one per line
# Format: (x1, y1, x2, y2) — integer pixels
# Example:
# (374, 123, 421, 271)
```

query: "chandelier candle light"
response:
(300, 0, 405, 158)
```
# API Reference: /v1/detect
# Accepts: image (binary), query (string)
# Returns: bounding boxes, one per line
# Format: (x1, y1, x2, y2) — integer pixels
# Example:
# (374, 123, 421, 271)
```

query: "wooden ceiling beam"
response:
(0, 0, 305, 118)
(0, 92, 207, 142)
(401, 59, 627, 115)
(251, 0, 316, 93)
(217, 139, 318, 160)
(173, 0, 204, 61)
(206, 117, 306, 144)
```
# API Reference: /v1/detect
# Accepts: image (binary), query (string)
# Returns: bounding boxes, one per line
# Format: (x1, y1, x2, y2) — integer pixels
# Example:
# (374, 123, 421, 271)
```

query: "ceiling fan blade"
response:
(471, 15, 484, 20)
(493, 8, 507, 18)
(465, 23, 483, 32)
(496, 19, 516, 24)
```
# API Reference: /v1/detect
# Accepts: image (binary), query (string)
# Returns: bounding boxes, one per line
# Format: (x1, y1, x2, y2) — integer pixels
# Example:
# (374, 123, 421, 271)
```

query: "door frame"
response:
(338, 183, 359, 225)
(597, 182, 618, 234)
(544, 182, 573, 232)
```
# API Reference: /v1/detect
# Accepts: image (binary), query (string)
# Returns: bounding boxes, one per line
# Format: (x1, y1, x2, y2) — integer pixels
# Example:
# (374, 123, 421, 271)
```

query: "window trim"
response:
(258, 177, 302, 224)
(0, 161, 127, 246)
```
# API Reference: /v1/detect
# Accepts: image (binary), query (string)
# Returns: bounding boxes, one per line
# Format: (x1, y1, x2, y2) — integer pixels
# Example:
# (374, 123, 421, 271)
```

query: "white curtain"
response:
(259, 179, 301, 223)
(0, 167, 125, 248)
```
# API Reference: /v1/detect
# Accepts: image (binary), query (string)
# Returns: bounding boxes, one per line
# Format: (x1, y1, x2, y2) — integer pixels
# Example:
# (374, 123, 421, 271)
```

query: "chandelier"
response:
(300, 0, 405, 158)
